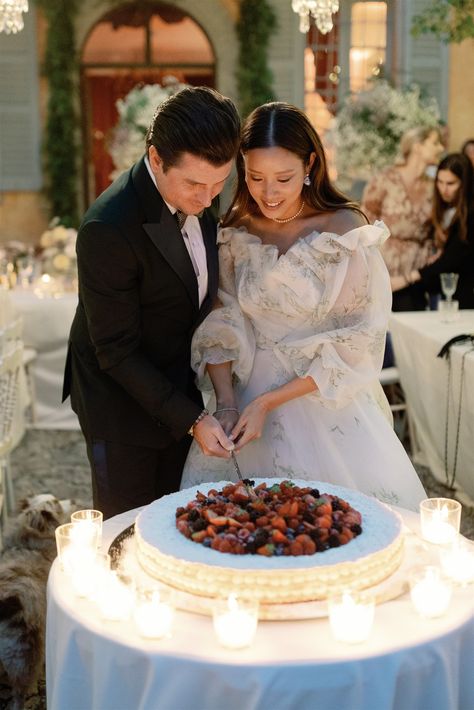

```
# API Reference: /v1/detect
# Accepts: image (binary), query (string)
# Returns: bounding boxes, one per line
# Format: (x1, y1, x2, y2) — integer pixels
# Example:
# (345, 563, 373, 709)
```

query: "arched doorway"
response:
(80, 2, 215, 203)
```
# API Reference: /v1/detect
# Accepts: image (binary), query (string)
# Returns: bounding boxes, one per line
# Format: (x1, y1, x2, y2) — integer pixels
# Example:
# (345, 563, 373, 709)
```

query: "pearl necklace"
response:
(271, 200, 305, 224)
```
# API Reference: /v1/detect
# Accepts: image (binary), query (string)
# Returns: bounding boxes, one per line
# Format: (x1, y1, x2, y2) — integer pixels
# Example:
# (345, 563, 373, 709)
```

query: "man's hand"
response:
(213, 408, 240, 436)
(192, 414, 234, 458)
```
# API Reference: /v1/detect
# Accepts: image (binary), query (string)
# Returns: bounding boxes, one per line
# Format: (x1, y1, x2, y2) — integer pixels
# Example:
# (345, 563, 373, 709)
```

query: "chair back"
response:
(0, 342, 24, 457)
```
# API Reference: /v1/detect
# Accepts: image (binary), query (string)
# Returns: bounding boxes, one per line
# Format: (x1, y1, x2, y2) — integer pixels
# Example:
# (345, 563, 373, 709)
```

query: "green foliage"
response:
(34, 0, 79, 226)
(236, 0, 277, 118)
(411, 0, 474, 43)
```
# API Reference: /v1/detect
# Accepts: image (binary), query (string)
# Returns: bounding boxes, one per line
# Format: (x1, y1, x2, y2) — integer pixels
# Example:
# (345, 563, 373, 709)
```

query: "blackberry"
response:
(188, 509, 200, 522)
(303, 512, 315, 523)
(245, 540, 257, 553)
(331, 499, 342, 511)
(243, 478, 255, 487)
(308, 530, 320, 542)
(328, 534, 341, 548)
(351, 523, 362, 535)
(191, 518, 206, 532)
(310, 488, 320, 498)
(255, 529, 269, 546)
(332, 522, 342, 533)
(249, 511, 259, 523)
(315, 540, 329, 552)
(175, 507, 186, 518)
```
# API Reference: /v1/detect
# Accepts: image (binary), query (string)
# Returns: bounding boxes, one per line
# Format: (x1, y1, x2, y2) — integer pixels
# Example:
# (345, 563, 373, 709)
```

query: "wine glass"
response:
(440, 273, 459, 303)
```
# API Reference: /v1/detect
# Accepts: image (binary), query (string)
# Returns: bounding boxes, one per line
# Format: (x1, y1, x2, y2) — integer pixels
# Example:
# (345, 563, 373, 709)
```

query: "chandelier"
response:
(0, 0, 28, 34)
(291, 0, 339, 34)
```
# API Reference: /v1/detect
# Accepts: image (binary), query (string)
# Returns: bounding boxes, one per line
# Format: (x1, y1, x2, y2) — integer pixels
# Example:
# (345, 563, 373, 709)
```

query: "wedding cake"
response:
(135, 479, 403, 604)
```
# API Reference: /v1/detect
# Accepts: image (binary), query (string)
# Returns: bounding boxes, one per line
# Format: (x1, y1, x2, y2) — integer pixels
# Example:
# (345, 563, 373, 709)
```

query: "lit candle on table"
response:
(95, 570, 135, 621)
(328, 591, 375, 644)
(410, 566, 452, 618)
(134, 590, 174, 639)
(440, 537, 474, 585)
(213, 594, 259, 649)
(420, 499, 461, 545)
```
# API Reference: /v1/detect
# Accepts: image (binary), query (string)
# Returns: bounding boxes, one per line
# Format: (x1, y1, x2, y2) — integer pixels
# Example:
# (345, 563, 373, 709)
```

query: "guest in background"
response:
(362, 126, 444, 311)
(461, 138, 474, 169)
(391, 153, 474, 309)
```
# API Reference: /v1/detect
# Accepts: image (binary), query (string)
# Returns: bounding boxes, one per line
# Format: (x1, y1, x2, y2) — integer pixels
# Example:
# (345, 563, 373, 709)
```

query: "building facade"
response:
(0, 0, 472, 243)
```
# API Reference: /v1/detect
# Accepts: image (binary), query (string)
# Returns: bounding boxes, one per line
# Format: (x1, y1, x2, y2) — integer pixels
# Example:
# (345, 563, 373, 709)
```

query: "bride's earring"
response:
(303, 174, 311, 186)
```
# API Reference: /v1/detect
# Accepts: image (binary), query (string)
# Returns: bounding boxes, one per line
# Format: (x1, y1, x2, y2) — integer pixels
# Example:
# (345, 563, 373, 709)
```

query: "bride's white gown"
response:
(181, 222, 426, 510)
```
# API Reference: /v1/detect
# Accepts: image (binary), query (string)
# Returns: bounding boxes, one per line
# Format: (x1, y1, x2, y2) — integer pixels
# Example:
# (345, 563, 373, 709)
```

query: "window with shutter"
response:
(0, 6, 42, 191)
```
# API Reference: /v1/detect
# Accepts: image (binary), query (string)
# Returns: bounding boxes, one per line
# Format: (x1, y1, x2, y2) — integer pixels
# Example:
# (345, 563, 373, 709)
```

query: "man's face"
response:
(149, 146, 233, 215)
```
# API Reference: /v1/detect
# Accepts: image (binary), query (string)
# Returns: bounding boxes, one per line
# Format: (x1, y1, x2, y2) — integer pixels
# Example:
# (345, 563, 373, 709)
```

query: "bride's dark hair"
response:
(221, 102, 363, 227)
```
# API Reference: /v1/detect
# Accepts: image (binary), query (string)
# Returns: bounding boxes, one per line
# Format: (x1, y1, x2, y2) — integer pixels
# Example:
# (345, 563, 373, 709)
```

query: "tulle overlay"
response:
(182, 223, 426, 510)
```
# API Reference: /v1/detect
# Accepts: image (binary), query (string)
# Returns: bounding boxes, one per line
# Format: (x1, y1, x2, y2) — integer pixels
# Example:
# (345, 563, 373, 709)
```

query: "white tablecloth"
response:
(46, 507, 474, 710)
(390, 310, 474, 500)
(10, 290, 79, 429)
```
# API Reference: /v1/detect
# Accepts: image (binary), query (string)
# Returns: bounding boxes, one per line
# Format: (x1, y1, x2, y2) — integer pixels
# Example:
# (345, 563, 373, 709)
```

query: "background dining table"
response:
(10, 288, 79, 429)
(389, 310, 474, 501)
(46, 505, 474, 710)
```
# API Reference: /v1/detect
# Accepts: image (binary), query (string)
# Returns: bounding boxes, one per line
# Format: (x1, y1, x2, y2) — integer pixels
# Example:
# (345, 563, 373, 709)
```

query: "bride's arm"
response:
(231, 376, 317, 449)
(207, 361, 240, 435)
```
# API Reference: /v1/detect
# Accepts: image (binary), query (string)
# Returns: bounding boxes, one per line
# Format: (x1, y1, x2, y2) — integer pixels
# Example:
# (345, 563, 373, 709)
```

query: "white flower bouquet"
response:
(108, 77, 189, 179)
(328, 80, 441, 180)
(39, 217, 77, 279)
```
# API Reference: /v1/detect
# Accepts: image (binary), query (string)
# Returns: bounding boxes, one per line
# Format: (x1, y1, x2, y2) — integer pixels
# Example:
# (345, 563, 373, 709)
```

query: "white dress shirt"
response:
(144, 156, 208, 307)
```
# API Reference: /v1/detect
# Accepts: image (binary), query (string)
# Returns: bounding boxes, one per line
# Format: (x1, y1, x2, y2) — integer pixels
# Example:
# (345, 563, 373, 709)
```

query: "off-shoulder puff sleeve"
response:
(278, 222, 391, 409)
(191, 228, 256, 391)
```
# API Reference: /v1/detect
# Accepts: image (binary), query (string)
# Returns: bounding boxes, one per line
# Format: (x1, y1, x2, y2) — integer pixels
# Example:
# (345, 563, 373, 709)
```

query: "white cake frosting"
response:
(135, 479, 404, 604)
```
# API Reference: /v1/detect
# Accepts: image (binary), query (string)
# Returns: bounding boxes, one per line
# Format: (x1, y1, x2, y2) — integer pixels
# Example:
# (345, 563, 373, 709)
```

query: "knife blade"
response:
(231, 449, 257, 499)
(230, 449, 244, 482)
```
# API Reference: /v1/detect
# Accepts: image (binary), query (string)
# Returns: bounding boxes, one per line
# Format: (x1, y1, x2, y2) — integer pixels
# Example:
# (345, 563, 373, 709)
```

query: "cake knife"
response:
(231, 449, 257, 499)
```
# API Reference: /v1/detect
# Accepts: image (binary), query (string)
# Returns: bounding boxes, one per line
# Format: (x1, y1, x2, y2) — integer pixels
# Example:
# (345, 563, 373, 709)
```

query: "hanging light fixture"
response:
(0, 0, 29, 34)
(291, 0, 339, 34)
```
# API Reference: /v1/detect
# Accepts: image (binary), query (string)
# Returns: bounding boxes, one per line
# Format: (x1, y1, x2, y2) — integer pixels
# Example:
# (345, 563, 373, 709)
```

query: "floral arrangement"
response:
(39, 217, 78, 278)
(328, 80, 441, 180)
(108, 77, 189, 179)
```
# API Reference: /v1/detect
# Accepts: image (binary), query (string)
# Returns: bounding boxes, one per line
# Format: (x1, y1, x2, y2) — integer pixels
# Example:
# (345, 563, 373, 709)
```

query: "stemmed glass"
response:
(440, 273, 459, 303)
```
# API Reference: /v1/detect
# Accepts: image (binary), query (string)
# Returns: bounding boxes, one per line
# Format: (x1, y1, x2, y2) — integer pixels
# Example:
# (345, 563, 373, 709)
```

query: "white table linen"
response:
(46, 507, 474, 710)
(10, 290, 79, 429)
(389, 310, 474, 499)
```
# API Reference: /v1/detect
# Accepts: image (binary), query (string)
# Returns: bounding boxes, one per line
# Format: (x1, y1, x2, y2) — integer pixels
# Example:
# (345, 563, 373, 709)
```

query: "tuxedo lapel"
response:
(144, 211, 199, 312)
(132, 158, 199, 311)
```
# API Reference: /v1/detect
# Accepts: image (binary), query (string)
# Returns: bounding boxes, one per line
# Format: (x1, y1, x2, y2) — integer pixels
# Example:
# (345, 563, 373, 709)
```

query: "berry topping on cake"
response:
(175, 480, 363, 556)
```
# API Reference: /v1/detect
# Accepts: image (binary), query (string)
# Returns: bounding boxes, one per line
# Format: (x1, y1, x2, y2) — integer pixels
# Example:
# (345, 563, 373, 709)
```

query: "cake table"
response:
(46, 505, 474, 710)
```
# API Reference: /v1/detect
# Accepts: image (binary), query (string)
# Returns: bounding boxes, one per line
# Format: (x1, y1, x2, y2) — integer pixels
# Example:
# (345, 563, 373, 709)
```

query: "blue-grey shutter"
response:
(0, 6, 42, 190)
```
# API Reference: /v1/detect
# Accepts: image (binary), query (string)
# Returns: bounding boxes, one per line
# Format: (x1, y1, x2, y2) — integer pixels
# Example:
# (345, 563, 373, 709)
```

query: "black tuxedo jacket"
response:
(63, 157, 219, 448)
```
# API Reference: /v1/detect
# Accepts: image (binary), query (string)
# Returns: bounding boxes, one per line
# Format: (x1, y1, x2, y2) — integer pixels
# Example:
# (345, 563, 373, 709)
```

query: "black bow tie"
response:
(175, 210, 204, 230)
(175, 210, 187, 230)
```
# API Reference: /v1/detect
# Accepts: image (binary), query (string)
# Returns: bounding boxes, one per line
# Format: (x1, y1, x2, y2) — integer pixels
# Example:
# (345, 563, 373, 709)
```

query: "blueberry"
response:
(202, 538, 212, 547)
(296, 524, 305, 534)
(275, 545, 285, 556)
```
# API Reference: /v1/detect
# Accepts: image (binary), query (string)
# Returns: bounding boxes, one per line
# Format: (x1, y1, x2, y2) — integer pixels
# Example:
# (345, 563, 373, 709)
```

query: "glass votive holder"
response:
(419, 498, 461, 545)
(328, 590, 375, 644)
(95, 570, 135, 621)
(438, 299, 460, 323)
(55, 522, 97, 575)
(409, 565, 452, 618)
(212, 594, 259, 650)
(439, 536, 474, 585)
(133, 587, 175, 639)
(70, 552, 111, 599)
(70, 509, 103, 549)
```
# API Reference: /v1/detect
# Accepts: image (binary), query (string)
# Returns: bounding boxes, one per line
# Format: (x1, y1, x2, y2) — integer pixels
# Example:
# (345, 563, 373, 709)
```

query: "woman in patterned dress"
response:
(362, 126, 444, 311)
(181, 103, 426, 510)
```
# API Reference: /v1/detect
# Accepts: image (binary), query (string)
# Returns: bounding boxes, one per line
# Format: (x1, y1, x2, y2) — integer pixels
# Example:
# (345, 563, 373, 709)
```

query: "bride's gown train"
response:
(181, 223, 426, 511)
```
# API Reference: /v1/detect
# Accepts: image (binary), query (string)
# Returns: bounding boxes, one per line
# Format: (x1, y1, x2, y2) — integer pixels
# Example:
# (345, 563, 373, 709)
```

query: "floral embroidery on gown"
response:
(181, 222, 426, 511)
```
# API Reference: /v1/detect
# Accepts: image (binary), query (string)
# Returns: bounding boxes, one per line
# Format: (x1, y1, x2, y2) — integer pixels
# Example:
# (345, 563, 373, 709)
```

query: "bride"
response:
(182, 102, 426, 510)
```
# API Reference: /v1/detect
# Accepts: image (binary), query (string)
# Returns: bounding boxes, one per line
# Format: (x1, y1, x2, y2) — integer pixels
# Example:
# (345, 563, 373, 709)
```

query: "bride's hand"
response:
(213, 407, 240, 436)
(230, 398, 268, 450)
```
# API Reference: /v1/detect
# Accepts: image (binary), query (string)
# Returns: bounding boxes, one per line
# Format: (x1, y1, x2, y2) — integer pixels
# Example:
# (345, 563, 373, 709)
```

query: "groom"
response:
(63, 87, 240, 518)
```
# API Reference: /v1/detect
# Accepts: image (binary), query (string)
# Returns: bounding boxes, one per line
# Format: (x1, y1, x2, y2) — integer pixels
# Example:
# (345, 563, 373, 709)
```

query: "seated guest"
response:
(461, 138, 474, 169)
(362, 126, 444, 312)
(391, 153, 474, 309)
